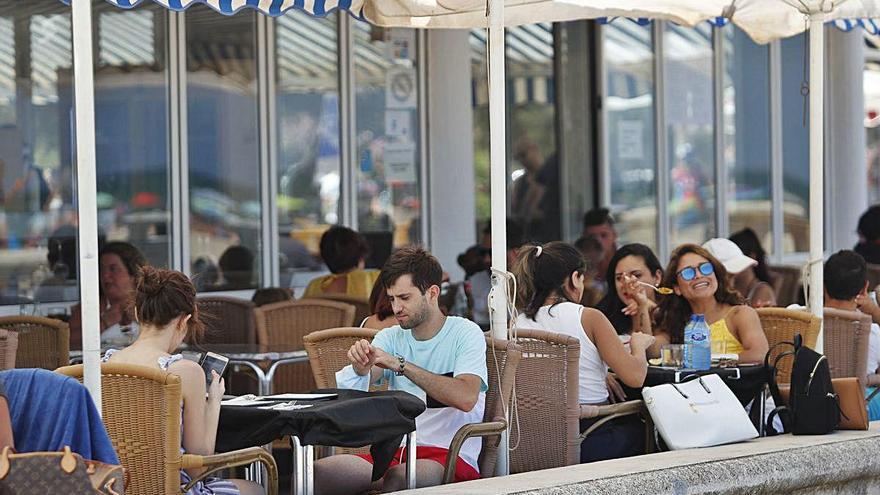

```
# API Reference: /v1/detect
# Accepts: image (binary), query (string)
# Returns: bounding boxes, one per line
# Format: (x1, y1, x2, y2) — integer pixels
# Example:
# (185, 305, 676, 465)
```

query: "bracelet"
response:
(395, 355, 406, 376)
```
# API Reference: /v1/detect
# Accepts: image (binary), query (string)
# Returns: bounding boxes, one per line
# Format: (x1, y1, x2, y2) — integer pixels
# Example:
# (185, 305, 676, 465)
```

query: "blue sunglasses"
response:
(677, 262, 714, 281)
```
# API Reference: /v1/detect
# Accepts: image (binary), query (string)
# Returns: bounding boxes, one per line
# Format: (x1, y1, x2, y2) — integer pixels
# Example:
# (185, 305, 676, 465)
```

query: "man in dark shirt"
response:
(856, 205, 880, 265)
(0, 377, 12, 449)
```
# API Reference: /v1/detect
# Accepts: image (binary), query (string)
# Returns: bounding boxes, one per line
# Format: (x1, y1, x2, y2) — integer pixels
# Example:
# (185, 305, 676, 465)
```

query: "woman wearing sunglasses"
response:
(653, 244, 769, 364)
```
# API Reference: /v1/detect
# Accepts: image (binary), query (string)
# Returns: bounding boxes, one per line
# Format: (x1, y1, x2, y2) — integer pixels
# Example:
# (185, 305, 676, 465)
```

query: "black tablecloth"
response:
(217, 388, 425, 481)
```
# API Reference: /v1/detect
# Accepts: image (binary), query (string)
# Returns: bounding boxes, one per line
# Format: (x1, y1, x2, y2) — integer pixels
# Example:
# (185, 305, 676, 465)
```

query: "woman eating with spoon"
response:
(652, 244, 769, 364)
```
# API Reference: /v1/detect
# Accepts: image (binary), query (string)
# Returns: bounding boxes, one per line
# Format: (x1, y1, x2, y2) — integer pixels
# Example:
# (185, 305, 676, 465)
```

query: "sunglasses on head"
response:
(677, 261, 714, 281)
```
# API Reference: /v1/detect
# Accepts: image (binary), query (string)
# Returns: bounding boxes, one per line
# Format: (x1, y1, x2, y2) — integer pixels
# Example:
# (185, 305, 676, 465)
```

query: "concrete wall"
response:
(426, 29, 476, 281)
(404, 424, 880, 495)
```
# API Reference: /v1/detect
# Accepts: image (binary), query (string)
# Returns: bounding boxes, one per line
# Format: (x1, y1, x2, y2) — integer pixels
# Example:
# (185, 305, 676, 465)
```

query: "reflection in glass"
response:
(781, 33, 810, 254)
(868, 65, 880, 204)
(275, 13, 339, 286)
(471, 25, 559, 244)
(723, 27, 772, 252)
(353, 23, 422, 247)
(186, 5, 261, 291)
(507, 23, 558, 243)
(665, 23, 715, 247)
(604, 21, 657, 251)
(0, 2, 78, 304)
(95, 5, 171, 268)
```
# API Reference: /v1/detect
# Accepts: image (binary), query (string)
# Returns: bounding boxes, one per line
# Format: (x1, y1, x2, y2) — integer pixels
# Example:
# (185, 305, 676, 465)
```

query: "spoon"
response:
(637, 281, 674, 295)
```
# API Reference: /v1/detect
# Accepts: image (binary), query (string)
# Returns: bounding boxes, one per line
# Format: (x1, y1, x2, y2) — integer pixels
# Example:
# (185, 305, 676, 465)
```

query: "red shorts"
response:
(355, 446, 480, 483)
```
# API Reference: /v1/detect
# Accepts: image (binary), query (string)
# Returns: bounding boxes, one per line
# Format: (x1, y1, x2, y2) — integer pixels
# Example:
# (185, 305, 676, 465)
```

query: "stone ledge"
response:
(403, 423, 880, 494)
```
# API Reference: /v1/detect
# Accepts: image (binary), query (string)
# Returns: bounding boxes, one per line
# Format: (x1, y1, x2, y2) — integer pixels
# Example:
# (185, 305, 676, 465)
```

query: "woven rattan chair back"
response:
(0, 329, 18, 369)
(255, 300, 356, 393)
(478, 337, 521, 477)
(509, 329, 580, 473)
(56, 363, 183, 495)
(303, 295, 371, 327)
(767, 265, 802, 307)
(757, 307, 821, 384)
(197, 296, 257, 345)
(302, 327, 379, 388)
(0, 316, 69, 370)
(823, 308, 872, 384)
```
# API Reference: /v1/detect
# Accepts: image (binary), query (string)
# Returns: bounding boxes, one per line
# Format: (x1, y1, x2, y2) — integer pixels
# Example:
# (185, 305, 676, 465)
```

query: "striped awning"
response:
(57, 0, 365, 18)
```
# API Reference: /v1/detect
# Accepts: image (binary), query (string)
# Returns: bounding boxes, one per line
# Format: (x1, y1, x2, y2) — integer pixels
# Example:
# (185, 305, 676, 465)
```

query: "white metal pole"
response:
(487, 0, 510, 477)
(808, 15, 824, 344)
(71, 0, 102, 411)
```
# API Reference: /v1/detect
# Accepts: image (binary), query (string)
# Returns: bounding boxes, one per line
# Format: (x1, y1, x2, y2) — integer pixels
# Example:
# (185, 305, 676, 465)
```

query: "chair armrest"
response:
(867, 374, 880, 388)
(578, 400, 646, 441)
(579, 400, 643, 419)
(181, 447, 278, 495)
(442, 419, 507, 484)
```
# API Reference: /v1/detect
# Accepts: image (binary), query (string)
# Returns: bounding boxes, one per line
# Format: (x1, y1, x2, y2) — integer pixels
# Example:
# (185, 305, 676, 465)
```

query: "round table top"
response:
(193, 343, 308, 362)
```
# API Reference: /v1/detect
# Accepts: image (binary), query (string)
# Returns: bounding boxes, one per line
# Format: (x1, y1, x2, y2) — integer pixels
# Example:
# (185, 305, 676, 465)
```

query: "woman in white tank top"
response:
(512, 242, 654, 463)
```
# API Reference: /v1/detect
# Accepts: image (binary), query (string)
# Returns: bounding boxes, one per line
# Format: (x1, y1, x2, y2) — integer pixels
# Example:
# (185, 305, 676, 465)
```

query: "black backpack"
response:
(765, 334, 840, 435)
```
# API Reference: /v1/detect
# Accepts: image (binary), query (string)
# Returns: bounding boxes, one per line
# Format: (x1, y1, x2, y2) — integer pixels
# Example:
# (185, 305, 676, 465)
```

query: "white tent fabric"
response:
(364, 0, 880, 43)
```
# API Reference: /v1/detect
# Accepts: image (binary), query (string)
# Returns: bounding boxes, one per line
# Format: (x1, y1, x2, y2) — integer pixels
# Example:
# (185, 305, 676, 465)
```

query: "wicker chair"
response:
(302, 328, 521, 483)
(302, 294, 372, 327)
(767, 265, 803, 307)
(56, 363, 278, 495)
(510, 328, 649, 472)
(255, 300, 356, 393)
(0, 329, 17, 370)
(197, 296, 257, 345)
(757, 307, 821, 384)
(0, 316, 69, 370)
(823, 308, 880, 387)
(303, 327, 380, 388)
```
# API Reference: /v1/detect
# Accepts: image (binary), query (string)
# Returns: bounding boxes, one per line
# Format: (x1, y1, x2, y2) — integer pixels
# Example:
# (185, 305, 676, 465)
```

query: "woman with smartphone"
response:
(102, 266, 261, 495)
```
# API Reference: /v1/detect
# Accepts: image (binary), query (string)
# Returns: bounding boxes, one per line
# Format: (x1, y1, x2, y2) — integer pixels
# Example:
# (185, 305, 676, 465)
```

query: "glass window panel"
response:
(275, 12, 339, 287)
(724, 27, 772, 253)
(507, 23, 559, 243)
(95, 4, 171, 269)
(471, 25, 559, 244)
(868, 63, 880, 204)
(781, 33, 810, 254)
(186, 5, 261, 291)
(471, 29, 489, 233)
(353, 24, 422, 248)
(664, 23, 715, 247)
(604, 21, 657, 252)
(0, 2, 79, 306)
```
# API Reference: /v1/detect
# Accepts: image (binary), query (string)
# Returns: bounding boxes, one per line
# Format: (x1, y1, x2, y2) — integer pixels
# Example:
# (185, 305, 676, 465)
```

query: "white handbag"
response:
(642, 373, 758, 450)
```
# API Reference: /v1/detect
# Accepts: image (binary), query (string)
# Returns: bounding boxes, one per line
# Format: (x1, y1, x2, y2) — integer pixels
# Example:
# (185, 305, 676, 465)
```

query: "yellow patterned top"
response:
(709, 310, 744, 355)
(303, 269, 381, 299)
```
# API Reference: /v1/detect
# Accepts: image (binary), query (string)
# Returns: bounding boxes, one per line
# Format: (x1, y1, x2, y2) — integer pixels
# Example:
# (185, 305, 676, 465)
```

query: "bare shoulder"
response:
(729, 304, 761, 327)
(581, 307, 611, 324)
(167, 358, 204, 383)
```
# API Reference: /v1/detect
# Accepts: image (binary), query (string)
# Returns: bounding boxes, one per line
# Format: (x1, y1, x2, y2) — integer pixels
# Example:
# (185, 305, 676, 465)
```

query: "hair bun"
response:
(137, 266, 166, 298)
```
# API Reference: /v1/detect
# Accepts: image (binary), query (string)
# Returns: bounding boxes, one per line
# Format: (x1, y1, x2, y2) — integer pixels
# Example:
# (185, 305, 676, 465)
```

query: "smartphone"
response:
(200, 352, 229, 390)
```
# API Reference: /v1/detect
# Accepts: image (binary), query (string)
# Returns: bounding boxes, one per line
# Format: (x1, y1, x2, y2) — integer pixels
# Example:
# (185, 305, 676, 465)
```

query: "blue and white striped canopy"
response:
(57, 0, 365, 18)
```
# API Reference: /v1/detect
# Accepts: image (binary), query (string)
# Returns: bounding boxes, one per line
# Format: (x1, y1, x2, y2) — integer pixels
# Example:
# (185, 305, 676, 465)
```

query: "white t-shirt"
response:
(868, 323, 880, 377)
(515, 302, 609, 404)
(336, 316, 488, 472)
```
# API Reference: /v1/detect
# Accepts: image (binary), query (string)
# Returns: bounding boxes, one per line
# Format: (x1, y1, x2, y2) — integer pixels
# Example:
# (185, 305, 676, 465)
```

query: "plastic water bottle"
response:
(684, 314, 711, 370)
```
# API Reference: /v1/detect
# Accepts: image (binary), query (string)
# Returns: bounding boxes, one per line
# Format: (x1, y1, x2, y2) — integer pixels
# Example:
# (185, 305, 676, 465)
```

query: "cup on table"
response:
(660, 344, 684, 368)
(711, 339, 728, 355)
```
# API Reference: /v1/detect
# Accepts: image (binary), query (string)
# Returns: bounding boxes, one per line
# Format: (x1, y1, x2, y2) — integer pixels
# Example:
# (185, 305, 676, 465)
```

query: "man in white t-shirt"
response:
(824, 251, 880, 381)
(314, 247, 488, 495)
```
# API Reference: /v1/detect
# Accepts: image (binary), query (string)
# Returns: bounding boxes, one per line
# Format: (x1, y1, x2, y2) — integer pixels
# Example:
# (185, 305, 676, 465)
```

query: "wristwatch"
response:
(395, 355, 406, 376)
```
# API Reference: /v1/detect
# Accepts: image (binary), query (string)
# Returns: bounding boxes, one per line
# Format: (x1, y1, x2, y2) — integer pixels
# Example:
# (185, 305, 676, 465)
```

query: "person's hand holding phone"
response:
(207, 370, 225, 404)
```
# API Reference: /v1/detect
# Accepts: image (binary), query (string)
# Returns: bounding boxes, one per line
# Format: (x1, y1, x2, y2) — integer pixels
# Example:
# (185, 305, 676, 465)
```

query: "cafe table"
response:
(217, 388, 425, 495)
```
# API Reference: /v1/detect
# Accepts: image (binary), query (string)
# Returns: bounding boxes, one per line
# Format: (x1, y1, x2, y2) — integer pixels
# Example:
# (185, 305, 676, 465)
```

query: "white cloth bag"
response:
(642, 373, 758, 450)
